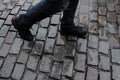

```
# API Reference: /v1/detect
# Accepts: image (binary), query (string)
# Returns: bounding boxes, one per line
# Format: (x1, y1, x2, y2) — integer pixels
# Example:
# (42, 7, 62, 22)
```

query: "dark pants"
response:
(18, 0, 79, 28)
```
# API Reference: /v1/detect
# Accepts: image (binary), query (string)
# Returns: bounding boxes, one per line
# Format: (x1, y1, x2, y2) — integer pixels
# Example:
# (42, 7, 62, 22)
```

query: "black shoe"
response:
(60, 24, 88, 38)
(12, 17, 34, 41)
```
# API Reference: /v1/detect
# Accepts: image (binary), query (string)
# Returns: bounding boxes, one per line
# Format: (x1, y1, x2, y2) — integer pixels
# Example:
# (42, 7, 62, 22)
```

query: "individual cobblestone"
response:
(109, 35, 120, 48)
(99, 55, 110, 70)
(62, 59, 73, 77)
(86, 67, 98, 80)
(36, 27, 47, 40)
(56, 32, 65, 45)
(48, 25, 58, 38)
(89, 12, 98, 21)
(88, 22, 98, 34)
(0, 55, 17, 78)
(5, 32, 16, 44)
(112, 65, 120, 80)
(99, 28, 109, 40)
(111, 49, 120, 64)
(73, 72, 85, 80)
(9, 38, 23, 54)
(0, 25, 9, 37)
(76, 38, 87, 53)
(87, 48, 98, 66)
(32, 41, 44, 55)
(65, 42, 76, 57)
(88, 35, 98, 49)
(51, 15, 60, 25)
(99, 41, 109, 54)
(51, 62, 62, 79)
(99, 16, 107, 26)
(12, 64, 25, 80)
(74, 53, 86, 71)
(0, 44, 11, 57)
(39, 55, 53, 73)
(107, 22, 118, 34)
(27, 55, 39, 71)
(21, 2, 31, 11)
(44, 38, 55, 54)
(17, 51, 29, 64)
(99, 7, 107, 15)
(36, 73, 49, 80)
(54, 46, 65, 62)
(89, 3, 98, 11)
(99, 71, 111, 80)
(107, 12, 117, 22)
(22, 41, 34, 50)
(11, 6, 20, 15)
(40, 18, 50, 28)
(22, 70, 37, 80)
(4, 15, 14, 25)
(0, 10, 10, 19)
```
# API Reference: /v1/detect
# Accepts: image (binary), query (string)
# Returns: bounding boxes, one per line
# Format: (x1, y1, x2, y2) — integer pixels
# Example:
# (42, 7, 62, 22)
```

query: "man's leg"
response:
(12, 0, 68, 41)
(60, 0, 87, 38)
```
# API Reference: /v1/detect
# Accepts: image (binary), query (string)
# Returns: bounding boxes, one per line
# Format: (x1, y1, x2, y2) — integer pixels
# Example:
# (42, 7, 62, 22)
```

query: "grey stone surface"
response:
(51, 15, 60, 24)
(48, 25, 58, 38)
(99, 71, 110, 80)
(76, 38, 87, 52)
(22, 70, 37, 80)
(0, 25, 9, 37)
(62, 59, 73, 77)
(0, 44, 11, 57)
(27, 55, 39, 71)
(107, 22, 118, 34)
(111, 49, 120, 64)
(112, 65, 120, 80)
(17, 51, 29, 64)
(65, 42, 76, 57)
(12, 64, 25, 80)
(74, 53, 86, 71)
(32, 41, 44, 55)
(44, 38, 55, 53)
(21, 2, 31, 10)
(86, 67, 98, 80)
(0, 55, 17, 78)
(99, 41, 109, 54)
(54, 46, 65, 62)
(40, 55, 53, 73)
(56, 32, 65, 45)
(9, 38, 23, 54)
(73, 72, 85, 80)
(89, 12, 98, 21)
(11, 6, 20, 14)
(99, 55, 110, 70)
(0, 0, 120, 80)
(99, 7, 107, 15)
(88, 35, 98, 49)
(51, 62, 62, 79)
(36, 27, 47, 40)
(87, 48, 98, 66)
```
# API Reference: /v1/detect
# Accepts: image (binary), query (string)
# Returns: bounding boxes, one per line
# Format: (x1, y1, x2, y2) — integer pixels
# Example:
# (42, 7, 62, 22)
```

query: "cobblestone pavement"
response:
(0, 0, 120, 80)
